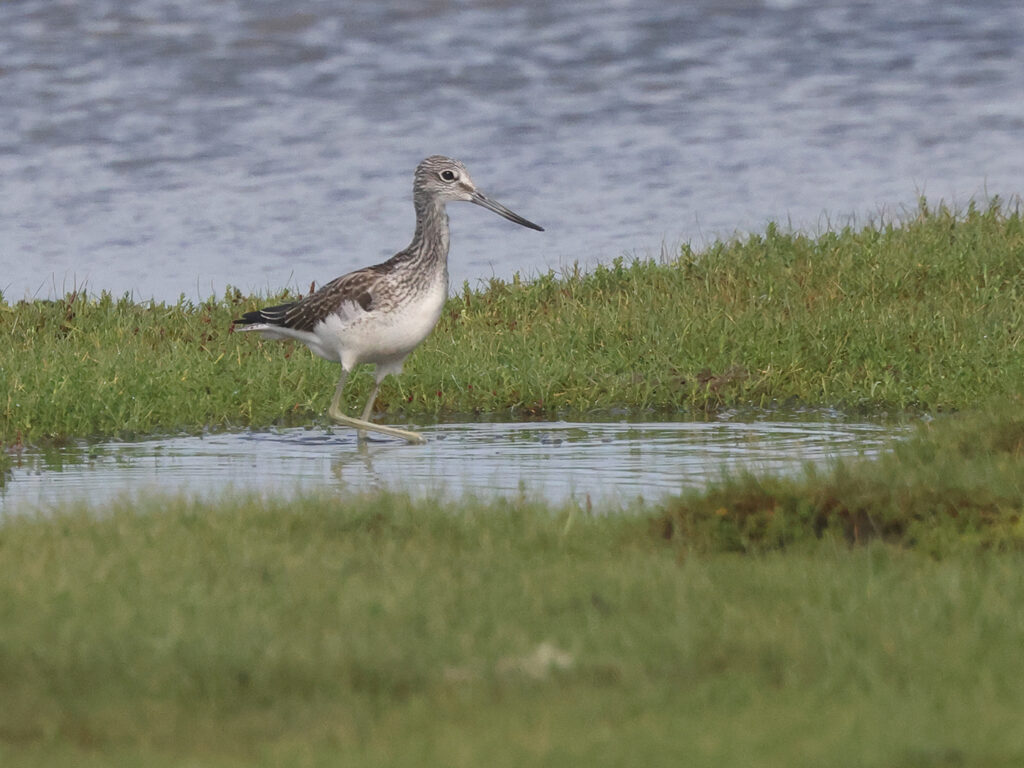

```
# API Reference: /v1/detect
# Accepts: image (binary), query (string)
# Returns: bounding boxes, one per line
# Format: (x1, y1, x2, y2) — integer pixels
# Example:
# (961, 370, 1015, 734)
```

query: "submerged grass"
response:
(3, 489, 1024, 766)
(658, 403, 1024, 554)
(2, 199, 1024, 443)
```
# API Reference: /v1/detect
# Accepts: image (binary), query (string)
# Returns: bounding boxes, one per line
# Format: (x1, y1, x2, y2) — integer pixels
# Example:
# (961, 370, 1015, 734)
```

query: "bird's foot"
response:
(328, 409, 426, 445)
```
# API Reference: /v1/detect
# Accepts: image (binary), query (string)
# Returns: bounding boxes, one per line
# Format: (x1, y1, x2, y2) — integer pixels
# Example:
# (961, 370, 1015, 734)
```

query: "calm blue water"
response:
(2, 0, 1022, 301)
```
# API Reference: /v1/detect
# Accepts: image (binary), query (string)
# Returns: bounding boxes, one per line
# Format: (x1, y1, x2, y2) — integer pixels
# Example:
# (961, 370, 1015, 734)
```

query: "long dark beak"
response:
(470, 190, 544, 231)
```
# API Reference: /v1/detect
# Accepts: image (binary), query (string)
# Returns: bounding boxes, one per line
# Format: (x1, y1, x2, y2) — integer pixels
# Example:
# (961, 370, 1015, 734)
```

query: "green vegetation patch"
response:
(2, 492, 1024, 766)
(2, 199, 1024, 443)
(659, 403, 1024, 554)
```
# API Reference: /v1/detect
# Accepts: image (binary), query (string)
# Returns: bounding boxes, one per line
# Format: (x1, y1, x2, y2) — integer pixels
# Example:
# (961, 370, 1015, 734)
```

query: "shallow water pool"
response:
(1, 417, 901, 512)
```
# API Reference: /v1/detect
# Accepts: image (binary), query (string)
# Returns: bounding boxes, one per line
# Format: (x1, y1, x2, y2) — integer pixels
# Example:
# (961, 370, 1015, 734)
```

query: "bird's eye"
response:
(439, 169, 457, 182)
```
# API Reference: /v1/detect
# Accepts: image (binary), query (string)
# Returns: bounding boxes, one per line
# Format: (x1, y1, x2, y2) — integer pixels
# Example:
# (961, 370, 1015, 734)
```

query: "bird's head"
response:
(414, 155, 544, 231)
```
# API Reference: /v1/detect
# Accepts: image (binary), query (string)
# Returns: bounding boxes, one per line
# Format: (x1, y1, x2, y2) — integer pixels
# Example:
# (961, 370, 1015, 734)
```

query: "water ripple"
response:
(2, 1, 1023, 300)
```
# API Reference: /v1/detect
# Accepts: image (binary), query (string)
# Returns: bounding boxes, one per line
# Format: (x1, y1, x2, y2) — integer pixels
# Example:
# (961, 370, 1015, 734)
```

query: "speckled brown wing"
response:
(234, 262, 394, 331)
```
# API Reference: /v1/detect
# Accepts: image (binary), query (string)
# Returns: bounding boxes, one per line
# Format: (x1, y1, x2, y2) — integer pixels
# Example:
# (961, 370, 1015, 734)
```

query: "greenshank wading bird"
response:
(233, 156, 543, 444)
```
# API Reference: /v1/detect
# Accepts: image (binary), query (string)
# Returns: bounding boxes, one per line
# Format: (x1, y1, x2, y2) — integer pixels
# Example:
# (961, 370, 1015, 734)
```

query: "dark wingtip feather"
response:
(233, 302, 297, 327)
(232, 309, 263, 325)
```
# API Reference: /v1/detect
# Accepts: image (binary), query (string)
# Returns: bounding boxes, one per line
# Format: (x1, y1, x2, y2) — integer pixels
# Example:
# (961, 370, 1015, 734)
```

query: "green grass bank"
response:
(2, 199, 1024, 443)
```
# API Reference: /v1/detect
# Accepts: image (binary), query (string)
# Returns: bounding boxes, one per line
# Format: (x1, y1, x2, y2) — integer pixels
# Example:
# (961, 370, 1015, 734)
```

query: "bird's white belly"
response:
(317, 277, 447, 370)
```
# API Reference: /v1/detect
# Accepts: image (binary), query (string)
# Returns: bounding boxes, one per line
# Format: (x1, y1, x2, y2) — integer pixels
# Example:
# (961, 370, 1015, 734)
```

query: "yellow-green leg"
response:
(328, 370, 425, 445)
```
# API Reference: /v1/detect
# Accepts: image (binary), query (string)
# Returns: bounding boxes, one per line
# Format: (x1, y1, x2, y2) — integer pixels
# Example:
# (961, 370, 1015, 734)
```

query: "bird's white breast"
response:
(316, 273, 448, 370)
